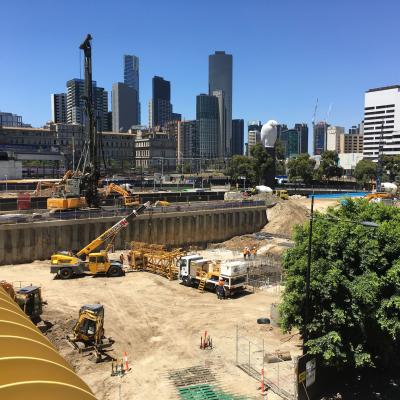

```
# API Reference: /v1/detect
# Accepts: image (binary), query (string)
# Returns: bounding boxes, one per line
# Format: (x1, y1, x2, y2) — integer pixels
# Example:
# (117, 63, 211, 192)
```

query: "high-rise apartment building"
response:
(363, 85, 400, 160)
(313, 121, 329, 155)
(209, 51, 232, 157)
(123, 55, 140, 124)
(149, 76, 172, 128)
(177, 120, 198, 163)
(112, 82, 139, 132)
(294, 123, 309, 154)
(326, 126, 345, 152)
(66, 79, 109, 132)
(51, 93, 67, 123)
(232, 119, 244, 155)
(196, 94, 219, 159)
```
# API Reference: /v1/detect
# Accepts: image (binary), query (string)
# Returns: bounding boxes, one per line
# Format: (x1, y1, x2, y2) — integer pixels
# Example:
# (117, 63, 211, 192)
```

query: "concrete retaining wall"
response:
(0, 206, 267, 265)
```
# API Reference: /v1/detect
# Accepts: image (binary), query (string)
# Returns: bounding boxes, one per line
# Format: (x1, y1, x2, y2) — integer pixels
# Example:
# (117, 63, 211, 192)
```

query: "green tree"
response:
(250, 143, 274, 184)
(354, 159, 376, 186)
(280, 199, 400, 369)
(275, 139, 286, 175)
(383, 155, 400, 182)
(227, 155, 256, 185)
(287, 153, 315, 184)
(316, 150, 343, 181)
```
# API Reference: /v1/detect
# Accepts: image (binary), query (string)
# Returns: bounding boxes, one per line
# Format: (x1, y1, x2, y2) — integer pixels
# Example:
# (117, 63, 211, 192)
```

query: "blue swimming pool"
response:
(309, 192, 368, 199)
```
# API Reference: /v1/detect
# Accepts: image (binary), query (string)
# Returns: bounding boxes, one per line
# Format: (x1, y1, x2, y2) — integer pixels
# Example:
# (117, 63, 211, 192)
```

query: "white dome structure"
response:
(260, 120, 278, 148)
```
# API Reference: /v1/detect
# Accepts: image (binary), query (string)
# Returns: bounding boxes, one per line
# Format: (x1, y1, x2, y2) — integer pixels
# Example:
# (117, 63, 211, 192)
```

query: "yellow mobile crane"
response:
(50, 202, 151, 279)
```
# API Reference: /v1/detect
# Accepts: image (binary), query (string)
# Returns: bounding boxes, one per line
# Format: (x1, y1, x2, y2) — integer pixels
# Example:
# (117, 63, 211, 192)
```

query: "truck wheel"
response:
(59, 268, 73, 280)
(107, 266, 121, 277)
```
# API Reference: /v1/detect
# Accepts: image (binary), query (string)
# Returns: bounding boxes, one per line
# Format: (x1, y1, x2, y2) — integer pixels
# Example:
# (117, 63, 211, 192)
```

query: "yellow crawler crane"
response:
(129, 241, 184, 280)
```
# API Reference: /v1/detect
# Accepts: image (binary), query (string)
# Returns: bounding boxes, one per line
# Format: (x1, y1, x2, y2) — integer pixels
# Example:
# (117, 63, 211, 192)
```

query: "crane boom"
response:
(77, 201, 151, 257)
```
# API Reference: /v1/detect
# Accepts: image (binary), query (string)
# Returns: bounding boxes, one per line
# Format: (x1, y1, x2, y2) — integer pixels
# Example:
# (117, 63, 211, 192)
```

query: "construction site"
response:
(1, 34, 389, 400)
(0, 189, 339, 399)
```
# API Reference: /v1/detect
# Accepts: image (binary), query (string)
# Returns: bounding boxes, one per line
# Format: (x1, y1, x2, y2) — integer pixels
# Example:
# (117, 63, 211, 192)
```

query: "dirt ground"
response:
(1, 258, 301, 400)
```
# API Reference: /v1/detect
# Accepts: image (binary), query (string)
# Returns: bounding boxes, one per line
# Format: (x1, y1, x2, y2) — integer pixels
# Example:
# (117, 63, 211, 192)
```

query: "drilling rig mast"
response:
(79, 34, 100, 208)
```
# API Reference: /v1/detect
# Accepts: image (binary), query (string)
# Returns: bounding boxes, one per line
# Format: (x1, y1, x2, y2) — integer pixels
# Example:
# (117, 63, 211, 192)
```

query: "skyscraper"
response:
(66, 78, 109, 132)
(212, 90, 226, 157)
(51, 93, 67, 123)
(313, 121, 329, 155)
(196, 94, 219, 159)
(123, 55, 140, 124)
(294, 123, 309, 154)
(112, 82, 138, 132)
(232, 119, 244, 155)
(363, 85, 400, 161)
(177, 120, 198, 163)
(149, 76, 172, 128)
(209, 51, 232, 157)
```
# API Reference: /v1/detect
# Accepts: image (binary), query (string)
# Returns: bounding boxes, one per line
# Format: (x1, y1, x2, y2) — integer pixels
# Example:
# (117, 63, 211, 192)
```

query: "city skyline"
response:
(1, 0, 400, 153)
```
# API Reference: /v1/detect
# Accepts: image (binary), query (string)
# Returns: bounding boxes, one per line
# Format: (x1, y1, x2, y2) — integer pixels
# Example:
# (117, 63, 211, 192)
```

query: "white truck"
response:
(178, 255, 248, 297)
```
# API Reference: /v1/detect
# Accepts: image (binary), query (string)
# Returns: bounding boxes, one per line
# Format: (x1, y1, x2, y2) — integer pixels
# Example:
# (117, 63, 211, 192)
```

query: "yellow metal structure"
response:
(364, 192, 392, 202)
(0, 286, 97, 400)
(47, 197, 87, 210)
(129, 241, 184, 280)
(105, 183, 139, 206)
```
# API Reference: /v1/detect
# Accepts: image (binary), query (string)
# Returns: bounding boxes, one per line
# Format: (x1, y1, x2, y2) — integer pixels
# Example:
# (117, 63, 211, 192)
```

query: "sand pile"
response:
(262, 200, 309, 238)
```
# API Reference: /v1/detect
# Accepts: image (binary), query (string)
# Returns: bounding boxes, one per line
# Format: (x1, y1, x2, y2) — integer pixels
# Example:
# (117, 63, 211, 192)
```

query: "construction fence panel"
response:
(235, 327, 296, 400)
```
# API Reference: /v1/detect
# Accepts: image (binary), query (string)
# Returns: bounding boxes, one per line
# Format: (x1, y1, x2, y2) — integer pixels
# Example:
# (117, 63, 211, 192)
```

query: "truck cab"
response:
(178, 255, 203, 283)
(88, 252, 123, 277)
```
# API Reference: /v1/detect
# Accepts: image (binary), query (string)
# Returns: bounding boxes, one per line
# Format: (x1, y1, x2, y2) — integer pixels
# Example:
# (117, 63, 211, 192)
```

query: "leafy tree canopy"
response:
(316, 150, 343, 181)
(227, 155, 256, 184)
(287, 153, 315, 184)
(281, 199, 400, 369)
(250, 143, 274, 184)
(354, 159, 376, 185)
(382, 155, 400, 182)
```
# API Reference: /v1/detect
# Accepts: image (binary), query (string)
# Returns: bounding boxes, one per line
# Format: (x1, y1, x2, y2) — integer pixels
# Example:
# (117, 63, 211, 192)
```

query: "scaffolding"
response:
(128, 241, 185, 281)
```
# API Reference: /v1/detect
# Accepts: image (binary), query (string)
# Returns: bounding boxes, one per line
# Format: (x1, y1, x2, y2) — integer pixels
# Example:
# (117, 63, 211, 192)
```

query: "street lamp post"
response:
(303, 195, 379, 355)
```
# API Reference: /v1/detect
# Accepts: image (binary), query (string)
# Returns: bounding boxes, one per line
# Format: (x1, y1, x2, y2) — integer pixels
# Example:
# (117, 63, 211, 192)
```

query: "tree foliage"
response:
(287, 153, 315, 184)
(354, 159, 376, 185)
(227, 155, 256, 184)
(280, 200, 400, 369)
(316, 150, 344, 181)
(383, 155, 400, 182)
(250, 143, 274, 184)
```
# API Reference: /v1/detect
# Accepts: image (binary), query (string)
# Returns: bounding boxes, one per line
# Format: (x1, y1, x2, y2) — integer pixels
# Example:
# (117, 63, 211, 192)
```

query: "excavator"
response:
(50, 201, 151, 279)
(104, 183, 139, 207)
(0, 281, 44, 321)
(67, 304, 113, 363)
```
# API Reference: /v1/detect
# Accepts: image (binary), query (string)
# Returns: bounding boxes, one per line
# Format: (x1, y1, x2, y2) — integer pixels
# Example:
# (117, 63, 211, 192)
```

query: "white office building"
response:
(326, 125, 344, 152)
(363, 85, 400, 161)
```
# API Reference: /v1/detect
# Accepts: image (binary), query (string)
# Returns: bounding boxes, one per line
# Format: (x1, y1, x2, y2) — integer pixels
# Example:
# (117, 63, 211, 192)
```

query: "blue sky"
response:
(1, 0, 400, 150)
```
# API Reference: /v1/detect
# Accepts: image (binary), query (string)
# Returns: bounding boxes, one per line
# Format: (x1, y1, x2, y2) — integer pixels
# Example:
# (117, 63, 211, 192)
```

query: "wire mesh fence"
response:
(235, 326, 296, 400)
